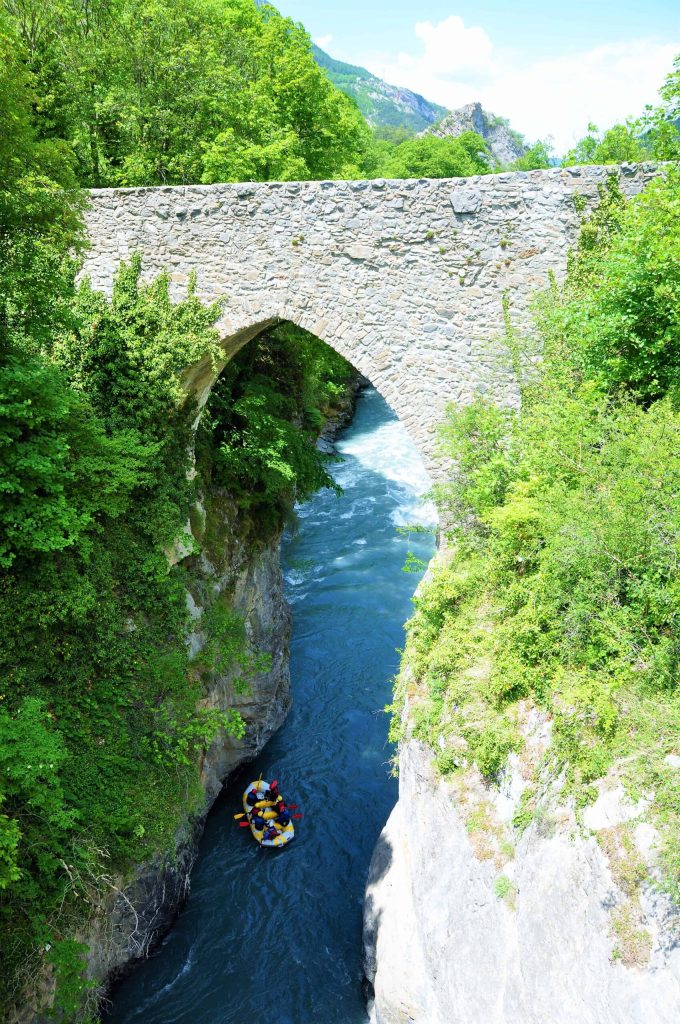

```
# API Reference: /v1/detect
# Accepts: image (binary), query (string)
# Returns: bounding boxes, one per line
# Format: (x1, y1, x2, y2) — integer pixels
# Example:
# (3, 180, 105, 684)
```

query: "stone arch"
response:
(82, 166, 662, 474)
(181, 305, 432, 471)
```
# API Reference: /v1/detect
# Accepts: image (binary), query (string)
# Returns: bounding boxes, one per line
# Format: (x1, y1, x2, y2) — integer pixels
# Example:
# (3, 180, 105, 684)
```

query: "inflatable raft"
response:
(242, 780, 295, 848)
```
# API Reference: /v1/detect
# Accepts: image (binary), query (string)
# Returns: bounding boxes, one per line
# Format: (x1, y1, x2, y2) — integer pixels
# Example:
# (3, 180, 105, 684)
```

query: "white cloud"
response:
(408, 16, 495, 79)
(313, 34, 333, 51)
(356, 17, 678, 153)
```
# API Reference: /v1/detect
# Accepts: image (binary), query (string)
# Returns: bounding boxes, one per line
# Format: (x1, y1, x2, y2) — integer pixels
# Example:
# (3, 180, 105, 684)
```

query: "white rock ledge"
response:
(364, 741, 680, 1024)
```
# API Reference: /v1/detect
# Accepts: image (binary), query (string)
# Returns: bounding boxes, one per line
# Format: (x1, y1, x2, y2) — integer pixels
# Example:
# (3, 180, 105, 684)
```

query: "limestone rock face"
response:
(197, 531, 292, 805)
(364, 741, 680, 1024)
(426, 102, 527, 167)
(79, 524, 292, 1001)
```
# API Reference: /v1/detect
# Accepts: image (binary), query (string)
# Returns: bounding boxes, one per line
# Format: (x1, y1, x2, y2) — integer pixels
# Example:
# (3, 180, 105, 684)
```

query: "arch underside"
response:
(181, 307, 450, 474)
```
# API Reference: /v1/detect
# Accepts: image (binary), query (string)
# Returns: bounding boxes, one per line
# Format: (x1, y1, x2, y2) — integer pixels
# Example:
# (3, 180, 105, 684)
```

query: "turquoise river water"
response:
(104, 388, 436, 1024)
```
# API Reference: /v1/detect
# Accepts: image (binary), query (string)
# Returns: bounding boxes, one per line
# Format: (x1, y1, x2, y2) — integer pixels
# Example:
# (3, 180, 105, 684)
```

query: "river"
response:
(104, 387, 436, 1024)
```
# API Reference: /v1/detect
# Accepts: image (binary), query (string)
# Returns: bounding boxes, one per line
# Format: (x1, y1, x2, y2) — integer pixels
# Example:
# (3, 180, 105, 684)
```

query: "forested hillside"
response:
(311, 43, 447, 133)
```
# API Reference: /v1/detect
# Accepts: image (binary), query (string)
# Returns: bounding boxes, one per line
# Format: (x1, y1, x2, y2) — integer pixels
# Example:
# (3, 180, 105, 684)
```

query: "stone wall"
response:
(82, 164, 660, 470)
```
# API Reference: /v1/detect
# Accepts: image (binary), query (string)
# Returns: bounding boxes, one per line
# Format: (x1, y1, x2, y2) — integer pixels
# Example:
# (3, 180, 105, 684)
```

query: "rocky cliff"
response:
(312, 44, 447, 133)
(82, 514, 292, 1007)
(426, 102, 526, 166)
(364, 737, 680, 1024)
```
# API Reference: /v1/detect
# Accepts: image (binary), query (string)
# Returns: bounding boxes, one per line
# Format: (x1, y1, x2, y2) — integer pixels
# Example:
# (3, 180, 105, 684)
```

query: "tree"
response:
(375, 132, 490, 179)
(563, 121, 646, 166)
(0, 349, 154, 567)
(639, 53, 680, 160)
(4, 0, 370, 186)
(0, 14, 82, 350)
(556, 169, 680, 404)
(509, 139, 554, 171)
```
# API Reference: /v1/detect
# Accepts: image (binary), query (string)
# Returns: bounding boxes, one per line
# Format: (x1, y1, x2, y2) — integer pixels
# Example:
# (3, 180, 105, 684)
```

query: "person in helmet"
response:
(263, 825, 278, 843)
(274, 798, 291, 828)
(246, 789, 260, 808)
(263, 779, 280, 803)
(250, 809, 266, 832)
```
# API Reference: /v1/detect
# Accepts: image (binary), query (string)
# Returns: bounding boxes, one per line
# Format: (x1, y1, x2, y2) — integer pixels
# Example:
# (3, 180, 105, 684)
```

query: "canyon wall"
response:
(364, 738, 680, 1024)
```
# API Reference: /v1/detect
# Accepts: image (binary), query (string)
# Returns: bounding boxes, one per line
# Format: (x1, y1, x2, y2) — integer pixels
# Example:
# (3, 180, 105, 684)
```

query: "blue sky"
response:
(273, 1, 680, 152)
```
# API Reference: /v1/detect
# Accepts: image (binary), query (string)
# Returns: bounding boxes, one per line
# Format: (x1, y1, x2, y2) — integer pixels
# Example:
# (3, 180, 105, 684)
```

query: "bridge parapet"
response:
(83, 164, 661, 467)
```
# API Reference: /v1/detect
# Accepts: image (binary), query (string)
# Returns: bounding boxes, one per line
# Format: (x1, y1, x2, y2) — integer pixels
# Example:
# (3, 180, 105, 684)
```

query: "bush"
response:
(397, 166, 680, 897)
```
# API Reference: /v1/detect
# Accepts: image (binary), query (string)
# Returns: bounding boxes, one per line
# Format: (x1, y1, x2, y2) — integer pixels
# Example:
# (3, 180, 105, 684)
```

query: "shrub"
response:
(397, 166, 680, 897)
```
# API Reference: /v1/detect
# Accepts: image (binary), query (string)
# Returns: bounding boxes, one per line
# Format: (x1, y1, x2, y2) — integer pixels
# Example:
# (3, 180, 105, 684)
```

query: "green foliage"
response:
(493, 874, 517, 901)
(466, 718, 519, 780)
(0, 15, 82, 352)
(431, 400, 515, 532)
(46, 940, 95, 1018)
(0, 699, 72, 894)
(6, 0, 370, 186)
(563, 121, 646, 167)
(0, 351, 154, 567)
(512, 789, 538, 833)
(554, 170, 680, 404)
(193, 599, 271, 693)
(508, 139, 554, 171)
(56, 255, 224, 431)
(368, 131, 491, 180)
(639, 54, 680, 160)
(196, 323, 351, 536)
(398, 165, 680, 896)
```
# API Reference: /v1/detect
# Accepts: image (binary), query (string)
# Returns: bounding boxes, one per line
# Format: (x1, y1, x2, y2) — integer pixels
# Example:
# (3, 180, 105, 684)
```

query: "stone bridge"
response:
(82, 164, 659, 467)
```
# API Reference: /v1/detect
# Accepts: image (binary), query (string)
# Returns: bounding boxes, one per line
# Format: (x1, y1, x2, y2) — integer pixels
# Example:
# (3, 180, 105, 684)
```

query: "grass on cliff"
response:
(392, 170, 680, 901)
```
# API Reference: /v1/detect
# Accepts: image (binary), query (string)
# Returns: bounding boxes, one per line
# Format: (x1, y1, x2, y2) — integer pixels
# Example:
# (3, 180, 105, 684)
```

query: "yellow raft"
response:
(242, 780, 295, 848)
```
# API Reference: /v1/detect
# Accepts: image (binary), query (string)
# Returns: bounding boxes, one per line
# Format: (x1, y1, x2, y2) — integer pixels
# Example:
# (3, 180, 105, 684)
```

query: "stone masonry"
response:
(82, 164, 660, 469)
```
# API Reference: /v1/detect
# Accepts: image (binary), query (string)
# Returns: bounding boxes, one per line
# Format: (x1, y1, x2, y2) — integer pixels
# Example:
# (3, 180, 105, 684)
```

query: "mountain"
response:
(311, 45, 447, 133)
(424, 102, 527, 166)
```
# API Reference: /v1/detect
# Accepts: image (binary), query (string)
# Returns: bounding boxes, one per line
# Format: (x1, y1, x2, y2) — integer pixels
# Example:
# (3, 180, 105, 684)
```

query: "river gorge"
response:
(102, 388, 436, 1024)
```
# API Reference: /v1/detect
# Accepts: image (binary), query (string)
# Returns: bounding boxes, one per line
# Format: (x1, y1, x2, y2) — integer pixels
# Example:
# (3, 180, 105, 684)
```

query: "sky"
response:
(272, 1, 680, 153)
